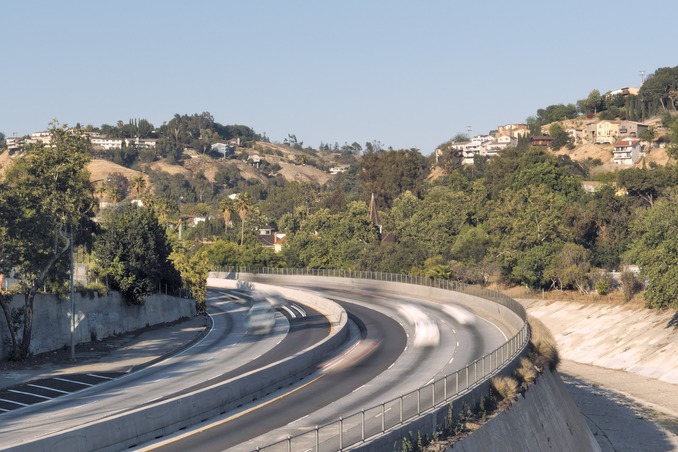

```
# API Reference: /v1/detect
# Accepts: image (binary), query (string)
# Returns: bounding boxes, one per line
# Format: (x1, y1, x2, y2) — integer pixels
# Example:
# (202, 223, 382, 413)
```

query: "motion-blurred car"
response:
(442, 304, 476, 325)
(247, 302, 276, 334)
(397, 304, 440, 347)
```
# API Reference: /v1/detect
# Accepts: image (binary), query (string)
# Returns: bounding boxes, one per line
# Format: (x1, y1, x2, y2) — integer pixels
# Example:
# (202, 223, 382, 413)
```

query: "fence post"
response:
(339, 417, 343, 450)
(315, 425, 319, 451)
(381, 402, 385, 432)
(288, 435, 292, 452)
(400, 395, 403, 422)
(444, 376, 447, 400)
(417, 388, 421, 415)
(432, 381, 435, 407)
(361, 410, 365, 441)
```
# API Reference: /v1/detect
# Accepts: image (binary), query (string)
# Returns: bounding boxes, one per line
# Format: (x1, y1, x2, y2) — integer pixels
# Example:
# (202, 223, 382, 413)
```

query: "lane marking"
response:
(53, 377, 93, 387)
(27, 384, 69, 394)
(8, 390, 52, 400)
(280, 305, 297, 318)
(290, 304, 306, 317)
(87, 373, 114, 380)
(0, 398, 28, 407)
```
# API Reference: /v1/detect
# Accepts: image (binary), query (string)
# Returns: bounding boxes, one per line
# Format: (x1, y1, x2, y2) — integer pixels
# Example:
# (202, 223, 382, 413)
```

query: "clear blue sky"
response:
(2, 1, 677, 155)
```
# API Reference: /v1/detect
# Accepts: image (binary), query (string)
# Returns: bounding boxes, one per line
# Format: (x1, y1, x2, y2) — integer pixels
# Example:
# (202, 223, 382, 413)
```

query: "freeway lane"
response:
(237, 284, 507, 450)
(0, 289, 329, 449)
(141, 282, 506, 451)
(141, 301, 407, 451)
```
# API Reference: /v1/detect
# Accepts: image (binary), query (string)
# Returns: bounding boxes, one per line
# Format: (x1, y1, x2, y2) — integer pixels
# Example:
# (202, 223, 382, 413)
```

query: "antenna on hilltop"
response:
(640, 70, 645, 84)
(466, 125, 472, 139)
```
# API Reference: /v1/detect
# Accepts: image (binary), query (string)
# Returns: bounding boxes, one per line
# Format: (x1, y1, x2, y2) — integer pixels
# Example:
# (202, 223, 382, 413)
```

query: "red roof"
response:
(613, 138, 640, 147)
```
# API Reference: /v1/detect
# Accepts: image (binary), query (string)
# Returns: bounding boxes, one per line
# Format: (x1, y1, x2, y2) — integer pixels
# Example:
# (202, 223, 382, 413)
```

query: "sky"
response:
(2, 1, 677, 155)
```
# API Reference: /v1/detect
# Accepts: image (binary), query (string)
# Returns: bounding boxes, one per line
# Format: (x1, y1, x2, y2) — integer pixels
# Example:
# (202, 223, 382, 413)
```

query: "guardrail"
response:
(217, 267, 529, 451)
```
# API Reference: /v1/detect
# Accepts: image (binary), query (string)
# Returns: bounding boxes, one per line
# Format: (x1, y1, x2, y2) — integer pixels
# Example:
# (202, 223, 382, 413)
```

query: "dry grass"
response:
(515, 356, 538, 388)
(528, 316, 560, 371)
(491, 376, 519, 407)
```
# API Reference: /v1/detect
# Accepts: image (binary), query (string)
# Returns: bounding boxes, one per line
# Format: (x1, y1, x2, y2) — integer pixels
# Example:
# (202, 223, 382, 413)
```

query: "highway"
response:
(0, 280, 509, 451)
(143, 282, 507, 451)
(0, 289, 328, 449)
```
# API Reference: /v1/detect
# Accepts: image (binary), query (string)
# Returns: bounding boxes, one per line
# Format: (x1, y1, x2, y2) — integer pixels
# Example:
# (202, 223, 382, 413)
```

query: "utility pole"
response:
(640, 70, 645, 84)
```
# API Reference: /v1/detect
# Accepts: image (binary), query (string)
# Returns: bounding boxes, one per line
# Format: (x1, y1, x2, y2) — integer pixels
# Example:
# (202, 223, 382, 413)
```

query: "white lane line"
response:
(8, 389, 52, 400)
(457, 342, 460, 347)
(0, 407, 8, 412)
(27, 384, 69, 394)
(352, 384, 366, 393)
(448, 357, 454, 364)
(0, 398, 28, 407)
(86, 373, 114, 380)
(53, 377, 93, 387)
(280, 305, 297, 318)
(290, 304, 306, 317)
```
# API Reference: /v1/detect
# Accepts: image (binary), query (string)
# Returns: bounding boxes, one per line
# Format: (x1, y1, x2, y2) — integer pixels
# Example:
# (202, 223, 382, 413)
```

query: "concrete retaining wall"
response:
(0, 292, 196, 360)
(8, 278, 349, 452)
(354, 369, 598, 452)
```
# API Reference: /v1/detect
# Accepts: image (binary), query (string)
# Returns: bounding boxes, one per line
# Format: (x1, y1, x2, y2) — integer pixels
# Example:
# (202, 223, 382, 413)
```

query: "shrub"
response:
(620, 271, 641, 302)
(515, 357, 538, 389)
(491, 376, 519, 408)
(528, 316, 560, 371)
(595, 273, 615, 295)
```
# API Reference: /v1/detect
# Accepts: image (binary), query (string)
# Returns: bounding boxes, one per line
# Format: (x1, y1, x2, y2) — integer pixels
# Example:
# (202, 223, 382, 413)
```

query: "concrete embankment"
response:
(521, 299, 678, 384)
(443, 369, 600, 452)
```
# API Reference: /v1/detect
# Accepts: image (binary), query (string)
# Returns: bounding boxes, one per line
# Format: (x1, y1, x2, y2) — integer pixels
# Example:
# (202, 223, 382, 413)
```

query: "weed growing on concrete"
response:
(528, 315, 560, 371)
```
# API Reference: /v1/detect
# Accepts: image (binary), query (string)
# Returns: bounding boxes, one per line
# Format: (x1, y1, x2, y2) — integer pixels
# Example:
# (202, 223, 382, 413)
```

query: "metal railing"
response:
(211, 267, 529, 451)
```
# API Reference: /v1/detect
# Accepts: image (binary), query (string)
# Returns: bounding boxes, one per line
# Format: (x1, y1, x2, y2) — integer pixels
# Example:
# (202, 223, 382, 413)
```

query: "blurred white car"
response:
(397, 304, 440, 347)
(442, 304, 476, 325)
(248, 302, 276, 334)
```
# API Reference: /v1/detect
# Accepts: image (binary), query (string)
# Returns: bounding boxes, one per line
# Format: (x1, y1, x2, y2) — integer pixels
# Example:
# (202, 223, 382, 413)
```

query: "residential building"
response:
(594, 120, 621, 144)
(257, 227, 286, 252)
(6, 136, 25, 151)
(329, 165, 350, 175)
(612, 137, 642, 165)
(497, 123, 529, 138)
(619, 121, 648, 138)
(530, 136, 553, 147)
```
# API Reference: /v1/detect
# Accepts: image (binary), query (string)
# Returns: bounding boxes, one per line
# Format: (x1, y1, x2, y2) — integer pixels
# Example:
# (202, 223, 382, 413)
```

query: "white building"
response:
(613, 138, 642, 165)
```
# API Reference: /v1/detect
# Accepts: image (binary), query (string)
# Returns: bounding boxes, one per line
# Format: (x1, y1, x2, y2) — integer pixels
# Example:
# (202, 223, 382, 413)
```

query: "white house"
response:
(612, 138, 642, 165)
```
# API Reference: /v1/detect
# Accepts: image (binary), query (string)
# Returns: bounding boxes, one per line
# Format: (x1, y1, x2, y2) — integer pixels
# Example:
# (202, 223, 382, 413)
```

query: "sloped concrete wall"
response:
(445, 369, 600, 451)
(0, 292, 196, 360)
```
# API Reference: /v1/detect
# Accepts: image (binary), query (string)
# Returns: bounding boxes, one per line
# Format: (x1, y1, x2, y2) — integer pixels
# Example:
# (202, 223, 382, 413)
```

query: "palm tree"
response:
(221, 197, 234, 234)
(132, 175, 146, 200)
(234, 193, 252, 246)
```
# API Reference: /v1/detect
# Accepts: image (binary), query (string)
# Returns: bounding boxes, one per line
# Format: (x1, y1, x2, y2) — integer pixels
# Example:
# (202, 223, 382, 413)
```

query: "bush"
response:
(620, 271, 641, 302)
(491, 376, 519, 408)
(595, 273, 615, 295)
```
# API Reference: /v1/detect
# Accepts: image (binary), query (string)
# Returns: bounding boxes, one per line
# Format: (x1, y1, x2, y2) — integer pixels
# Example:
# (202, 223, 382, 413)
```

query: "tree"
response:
(94, 205, 180, 305)
(0, 124, 94, 359)
(624, 190, 678, 309)
(546, 243, 591, 292)
(234, 193, 253, 246)
(549, 123, 571, 150)
(221, 197, 235, 234)
(170, 247, 209, 313)
(577, 89, 603, 115)
(131, 175, 147, 200)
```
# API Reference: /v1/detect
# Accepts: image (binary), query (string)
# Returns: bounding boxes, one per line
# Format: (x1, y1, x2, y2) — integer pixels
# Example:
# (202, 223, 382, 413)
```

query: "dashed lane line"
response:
(8, 389, 53, 400)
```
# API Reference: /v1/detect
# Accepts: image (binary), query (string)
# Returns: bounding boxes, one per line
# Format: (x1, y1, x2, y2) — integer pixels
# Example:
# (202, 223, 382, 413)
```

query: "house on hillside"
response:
(530, 136, 553, 147)
(619, 121, 648, 139)
(497, 123, 529, 138)
(329, 165, 350, 175)
(257, 227, 286, 252)
(613, 138, 642, 165)
(594, 120, 621, 144)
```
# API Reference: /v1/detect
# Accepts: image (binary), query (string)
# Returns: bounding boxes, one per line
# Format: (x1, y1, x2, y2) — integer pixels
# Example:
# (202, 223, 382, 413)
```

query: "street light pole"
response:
(70, 225, 75, 360)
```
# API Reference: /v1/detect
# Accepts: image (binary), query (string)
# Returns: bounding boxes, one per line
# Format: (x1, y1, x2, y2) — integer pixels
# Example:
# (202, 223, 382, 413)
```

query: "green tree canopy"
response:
(94, 206, 180, 305)
(624, 190, 678, 309)
(0, 124, 94, 359)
